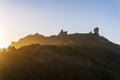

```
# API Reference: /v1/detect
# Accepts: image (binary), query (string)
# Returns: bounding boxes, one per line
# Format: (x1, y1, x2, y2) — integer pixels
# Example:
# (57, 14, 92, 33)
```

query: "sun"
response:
(0, 32, 10, 48)
(0, 34, 10, 48)
(0, 41, 9, 48)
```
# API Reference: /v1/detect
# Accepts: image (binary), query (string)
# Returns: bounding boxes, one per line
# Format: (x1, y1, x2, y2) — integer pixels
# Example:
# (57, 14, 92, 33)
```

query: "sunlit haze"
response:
(0, 0, 120, 48)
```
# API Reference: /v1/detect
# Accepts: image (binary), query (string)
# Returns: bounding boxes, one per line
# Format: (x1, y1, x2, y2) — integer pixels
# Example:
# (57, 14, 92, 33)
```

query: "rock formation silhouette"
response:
(10, 27, 115, 49)
(58, 29, 68, 36)
(94, 27, 99, 35)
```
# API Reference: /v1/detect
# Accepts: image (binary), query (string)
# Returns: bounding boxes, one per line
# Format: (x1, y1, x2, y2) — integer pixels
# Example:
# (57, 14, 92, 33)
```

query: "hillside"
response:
(10, 29, 118, 49)
(1, 29, 119, 80)
(0, 44, 120, 80)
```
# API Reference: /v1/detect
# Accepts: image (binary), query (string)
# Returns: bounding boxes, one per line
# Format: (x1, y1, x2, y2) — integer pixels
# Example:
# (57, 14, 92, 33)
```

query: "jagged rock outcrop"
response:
(58, 30, 68, 36)
(94, 27, 99, 35)
(10, 28, 116, 49)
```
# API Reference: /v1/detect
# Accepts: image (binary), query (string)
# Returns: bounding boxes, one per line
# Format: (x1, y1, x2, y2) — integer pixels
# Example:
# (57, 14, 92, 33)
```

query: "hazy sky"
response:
(0, 0, 120, 47)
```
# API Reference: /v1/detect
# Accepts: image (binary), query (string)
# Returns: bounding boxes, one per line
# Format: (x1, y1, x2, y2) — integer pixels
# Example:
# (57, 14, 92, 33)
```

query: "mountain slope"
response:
(5, 30, 120, 80)
(0, 44, 120, 80)
(10, 30, 119, 49)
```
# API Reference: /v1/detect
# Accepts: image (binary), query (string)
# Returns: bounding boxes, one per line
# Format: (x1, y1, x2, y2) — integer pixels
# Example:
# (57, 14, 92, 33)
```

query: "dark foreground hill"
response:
(1, 29, 120, 80)
(0, 44, 120, 80)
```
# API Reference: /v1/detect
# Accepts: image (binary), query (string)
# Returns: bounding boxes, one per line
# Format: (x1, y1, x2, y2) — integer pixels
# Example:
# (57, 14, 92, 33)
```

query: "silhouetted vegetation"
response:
(8, 46, 16, 51)
(0, 44, 120, 80)
(1, 30, 120, 80)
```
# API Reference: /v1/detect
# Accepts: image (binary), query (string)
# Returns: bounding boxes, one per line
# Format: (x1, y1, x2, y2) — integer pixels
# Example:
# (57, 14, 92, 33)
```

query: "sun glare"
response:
(0, 31, 10, 48)
(0, 41, 9, 48)
(0, 35, 9, 48)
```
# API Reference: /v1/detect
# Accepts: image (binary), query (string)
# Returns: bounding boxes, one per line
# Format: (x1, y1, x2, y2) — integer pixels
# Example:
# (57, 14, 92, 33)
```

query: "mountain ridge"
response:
(10, 28, 118, 49)
(1, 28, 120, 80)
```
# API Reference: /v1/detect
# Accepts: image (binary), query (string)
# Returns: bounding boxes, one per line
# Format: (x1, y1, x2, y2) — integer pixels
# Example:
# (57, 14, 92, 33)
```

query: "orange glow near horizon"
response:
(0, 41, 9, 48)
(0, 33, 10, 48)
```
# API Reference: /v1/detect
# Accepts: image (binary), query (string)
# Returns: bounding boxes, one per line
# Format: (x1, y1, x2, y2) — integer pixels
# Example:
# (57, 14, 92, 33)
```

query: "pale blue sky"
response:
(0, 0, 120, 47)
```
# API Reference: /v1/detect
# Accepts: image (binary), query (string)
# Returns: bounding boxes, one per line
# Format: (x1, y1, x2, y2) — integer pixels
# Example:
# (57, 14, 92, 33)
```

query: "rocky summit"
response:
(0, 28, 118, 80)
